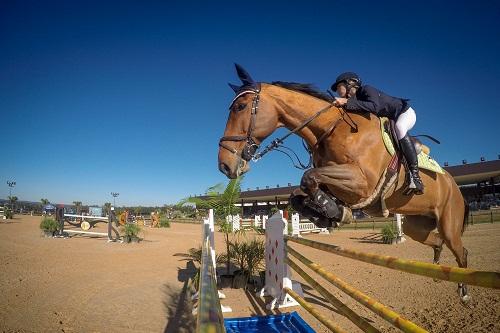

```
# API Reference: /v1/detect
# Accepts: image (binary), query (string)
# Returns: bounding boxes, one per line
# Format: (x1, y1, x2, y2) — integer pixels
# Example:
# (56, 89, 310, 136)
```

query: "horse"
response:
(218, 64, 471, 303)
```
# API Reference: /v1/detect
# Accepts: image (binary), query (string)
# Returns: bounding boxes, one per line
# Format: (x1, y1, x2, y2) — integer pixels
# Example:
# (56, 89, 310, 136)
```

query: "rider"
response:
(331, 72, 424, 195)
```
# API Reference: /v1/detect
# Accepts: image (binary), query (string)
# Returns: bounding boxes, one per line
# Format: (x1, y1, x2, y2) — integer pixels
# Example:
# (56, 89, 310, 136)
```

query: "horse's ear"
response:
(228, 83, 240, 93)
(234, 63, 255, 86)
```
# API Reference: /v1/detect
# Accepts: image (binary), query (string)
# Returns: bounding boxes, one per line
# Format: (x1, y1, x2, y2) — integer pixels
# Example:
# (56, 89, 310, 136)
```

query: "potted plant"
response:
(245, 239, 265, 289)
(381, 223, 397, 244)
(230, 239, 250, 289)
(218, 218, 236, 288)
(39, 217, 59, 237)
(180, 177, 244, 288)
(122, 223, 142, 243)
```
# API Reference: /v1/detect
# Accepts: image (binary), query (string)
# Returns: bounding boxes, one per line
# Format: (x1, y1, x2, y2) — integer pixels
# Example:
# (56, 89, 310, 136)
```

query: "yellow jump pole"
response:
(283, 287, 347, 333)
(286, 236, 500, 289)
(287, 246, 428, 333)
(286, 257, 381, 333)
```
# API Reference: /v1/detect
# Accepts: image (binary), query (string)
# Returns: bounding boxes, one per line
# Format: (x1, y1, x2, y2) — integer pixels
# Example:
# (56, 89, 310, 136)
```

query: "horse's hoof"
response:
(340, 206, 354, 224)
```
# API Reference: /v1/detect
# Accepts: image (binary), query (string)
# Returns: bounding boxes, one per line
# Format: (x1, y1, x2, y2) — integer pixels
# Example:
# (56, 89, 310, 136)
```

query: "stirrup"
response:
(403, 175, 424, 196)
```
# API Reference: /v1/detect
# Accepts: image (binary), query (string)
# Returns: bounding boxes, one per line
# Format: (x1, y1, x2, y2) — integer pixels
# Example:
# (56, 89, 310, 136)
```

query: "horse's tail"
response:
(462, 199, 470, 235)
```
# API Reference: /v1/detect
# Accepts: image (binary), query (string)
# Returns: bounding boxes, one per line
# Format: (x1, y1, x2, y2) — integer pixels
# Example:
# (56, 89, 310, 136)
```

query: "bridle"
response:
(219, 84, 262, 162)
(219, 84, 358, 169)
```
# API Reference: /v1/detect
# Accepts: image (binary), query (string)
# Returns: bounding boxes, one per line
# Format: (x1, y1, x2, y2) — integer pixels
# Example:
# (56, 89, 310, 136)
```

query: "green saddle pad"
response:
(380, 118, 444, 174)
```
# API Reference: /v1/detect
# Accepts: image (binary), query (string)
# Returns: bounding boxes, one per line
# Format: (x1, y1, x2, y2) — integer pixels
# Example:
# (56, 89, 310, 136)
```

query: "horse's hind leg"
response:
(403, 216, 444, 281)
(438, 213, 470, 304)
(437, 206, 470, 304)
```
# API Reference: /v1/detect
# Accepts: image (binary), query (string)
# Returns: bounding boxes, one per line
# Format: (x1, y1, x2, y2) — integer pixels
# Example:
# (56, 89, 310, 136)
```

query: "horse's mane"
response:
(271, 81, 333, 102)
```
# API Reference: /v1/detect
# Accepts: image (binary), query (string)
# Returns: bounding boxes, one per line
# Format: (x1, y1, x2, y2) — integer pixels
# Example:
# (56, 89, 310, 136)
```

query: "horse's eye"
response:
(234, 103, 247, 112)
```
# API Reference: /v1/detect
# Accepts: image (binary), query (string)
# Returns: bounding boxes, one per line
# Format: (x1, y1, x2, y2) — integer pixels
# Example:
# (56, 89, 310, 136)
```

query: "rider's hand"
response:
(334, 97, 348, 106)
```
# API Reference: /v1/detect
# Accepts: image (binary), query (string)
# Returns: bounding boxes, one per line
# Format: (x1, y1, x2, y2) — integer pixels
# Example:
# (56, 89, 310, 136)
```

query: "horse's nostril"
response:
(219, 162, 231, 177)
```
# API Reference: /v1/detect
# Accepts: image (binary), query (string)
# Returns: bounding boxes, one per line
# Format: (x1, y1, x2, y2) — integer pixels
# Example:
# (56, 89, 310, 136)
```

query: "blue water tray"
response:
(224, 311, 315, 333)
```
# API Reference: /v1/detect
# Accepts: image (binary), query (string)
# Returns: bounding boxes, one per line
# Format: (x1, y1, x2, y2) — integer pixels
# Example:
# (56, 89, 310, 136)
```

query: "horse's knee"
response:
(300, 169, 320, 194)
(290, 193, 307, 212)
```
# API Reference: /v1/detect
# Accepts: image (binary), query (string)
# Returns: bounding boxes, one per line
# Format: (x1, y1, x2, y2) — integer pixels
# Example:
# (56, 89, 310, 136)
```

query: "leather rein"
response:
(219, 85, 358, 169)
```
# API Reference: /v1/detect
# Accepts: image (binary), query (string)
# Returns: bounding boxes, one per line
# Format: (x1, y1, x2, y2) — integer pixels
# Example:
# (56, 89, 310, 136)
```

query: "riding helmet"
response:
(331, 72, 362, 91)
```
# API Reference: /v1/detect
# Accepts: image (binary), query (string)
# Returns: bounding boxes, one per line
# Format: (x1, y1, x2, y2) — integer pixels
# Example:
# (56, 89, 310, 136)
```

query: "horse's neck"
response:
(274, 95, 340, 147)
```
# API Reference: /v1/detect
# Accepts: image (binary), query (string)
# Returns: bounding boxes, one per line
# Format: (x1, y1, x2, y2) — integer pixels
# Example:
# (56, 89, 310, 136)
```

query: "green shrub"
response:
(381, 223, 397, 244)
(4, 208, 14, 219)
(122, 223, 141, 238)
(39, 217, 59, 233)
(159, 216, 171, 228)
(228, 238, 265, 287)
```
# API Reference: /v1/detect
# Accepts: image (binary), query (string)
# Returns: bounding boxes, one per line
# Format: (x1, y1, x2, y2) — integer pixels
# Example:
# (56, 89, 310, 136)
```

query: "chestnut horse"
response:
(218, 65, 470, 303)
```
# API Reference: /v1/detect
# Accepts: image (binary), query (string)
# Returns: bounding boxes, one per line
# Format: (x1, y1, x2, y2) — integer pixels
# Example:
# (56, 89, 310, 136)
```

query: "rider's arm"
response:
(345, 85, 380, 113)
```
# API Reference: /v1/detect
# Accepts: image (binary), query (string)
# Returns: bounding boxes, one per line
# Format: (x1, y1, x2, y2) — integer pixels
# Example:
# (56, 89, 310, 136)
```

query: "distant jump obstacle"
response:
(63, 213, 108, 230)
(55, 206, 120, 242)
(0, 206, 6, 220)
(228, 213, 329, 236)
(261, 212, 500, 333)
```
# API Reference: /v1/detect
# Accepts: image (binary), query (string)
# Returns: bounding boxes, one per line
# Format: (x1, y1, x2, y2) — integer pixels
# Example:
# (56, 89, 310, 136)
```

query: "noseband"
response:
(219, 84, 261, 162)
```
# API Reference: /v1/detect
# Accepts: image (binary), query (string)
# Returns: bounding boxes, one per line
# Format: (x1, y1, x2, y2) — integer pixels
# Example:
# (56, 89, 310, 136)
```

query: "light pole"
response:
(111, 192, 119, 207)
(7, 181, 16, 209)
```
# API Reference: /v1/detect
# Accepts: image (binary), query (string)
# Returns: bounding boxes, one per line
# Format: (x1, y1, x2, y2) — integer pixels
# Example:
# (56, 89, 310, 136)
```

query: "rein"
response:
(219, 86, 358, 170)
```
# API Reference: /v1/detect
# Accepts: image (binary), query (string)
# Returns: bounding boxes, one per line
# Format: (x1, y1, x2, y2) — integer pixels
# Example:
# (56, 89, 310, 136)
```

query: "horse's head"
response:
(218, 64, 279, 179)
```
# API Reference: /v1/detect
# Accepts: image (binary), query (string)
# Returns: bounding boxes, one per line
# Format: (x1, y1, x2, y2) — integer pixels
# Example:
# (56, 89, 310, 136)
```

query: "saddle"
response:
(381, 118, 443, 175)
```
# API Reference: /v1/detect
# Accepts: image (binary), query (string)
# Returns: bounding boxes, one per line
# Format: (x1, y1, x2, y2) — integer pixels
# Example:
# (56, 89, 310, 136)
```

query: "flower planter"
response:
(124, 235, 141, 243)
(232, 269, 249, 289)
(219, 274, 234, 288)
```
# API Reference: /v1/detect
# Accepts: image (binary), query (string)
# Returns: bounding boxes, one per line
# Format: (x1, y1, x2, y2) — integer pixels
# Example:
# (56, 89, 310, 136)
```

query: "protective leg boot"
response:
(309, 189, 342, 220)
(399, 134, 424, 195)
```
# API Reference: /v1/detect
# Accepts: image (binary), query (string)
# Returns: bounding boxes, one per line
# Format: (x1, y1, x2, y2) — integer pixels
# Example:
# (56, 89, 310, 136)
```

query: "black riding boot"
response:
(399, 134, 424, 195)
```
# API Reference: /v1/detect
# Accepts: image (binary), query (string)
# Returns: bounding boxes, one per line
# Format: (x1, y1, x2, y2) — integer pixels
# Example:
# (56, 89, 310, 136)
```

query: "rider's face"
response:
(348, 86, 357, 98)
(336, 84, 347, 98)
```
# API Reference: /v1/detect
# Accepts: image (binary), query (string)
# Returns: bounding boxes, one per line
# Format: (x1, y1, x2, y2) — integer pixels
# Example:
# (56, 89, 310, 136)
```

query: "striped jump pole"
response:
(260, 212, 500, 333)
(286, 236, 500, 289)
(287, 247, 428, 333)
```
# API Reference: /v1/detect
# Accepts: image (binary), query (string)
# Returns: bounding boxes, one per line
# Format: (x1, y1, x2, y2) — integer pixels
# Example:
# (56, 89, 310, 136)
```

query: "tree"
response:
(183, 177, 243, 219)
(72, 201, 82, 215)
(40, 198, 50, 205)
(8, 196, 18, 211)
(181, 176, 244, 274)
(103, 202, 111, 214)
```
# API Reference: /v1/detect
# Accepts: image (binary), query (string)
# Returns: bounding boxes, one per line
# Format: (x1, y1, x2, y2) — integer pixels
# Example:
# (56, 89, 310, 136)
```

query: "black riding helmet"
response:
(331, 72, 362, 91)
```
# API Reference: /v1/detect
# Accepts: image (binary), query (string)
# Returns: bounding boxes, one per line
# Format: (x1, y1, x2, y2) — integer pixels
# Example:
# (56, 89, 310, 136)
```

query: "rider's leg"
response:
(395, 107, 424, 194)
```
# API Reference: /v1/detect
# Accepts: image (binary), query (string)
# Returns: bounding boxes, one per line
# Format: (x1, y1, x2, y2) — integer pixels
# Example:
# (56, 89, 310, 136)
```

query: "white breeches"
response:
(395, 107, 416, 140)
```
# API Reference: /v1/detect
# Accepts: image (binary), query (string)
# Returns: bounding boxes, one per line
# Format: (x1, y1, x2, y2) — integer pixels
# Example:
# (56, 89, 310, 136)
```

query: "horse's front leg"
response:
(291, 164, 369, 227)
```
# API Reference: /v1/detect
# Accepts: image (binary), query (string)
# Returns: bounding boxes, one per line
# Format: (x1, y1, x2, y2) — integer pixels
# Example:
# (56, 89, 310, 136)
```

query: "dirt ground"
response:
(0, 216, 499, 333)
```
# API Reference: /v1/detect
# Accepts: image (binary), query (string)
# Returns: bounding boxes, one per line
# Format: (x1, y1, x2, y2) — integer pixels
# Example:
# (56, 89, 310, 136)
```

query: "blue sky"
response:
(1, 1, 499, 206)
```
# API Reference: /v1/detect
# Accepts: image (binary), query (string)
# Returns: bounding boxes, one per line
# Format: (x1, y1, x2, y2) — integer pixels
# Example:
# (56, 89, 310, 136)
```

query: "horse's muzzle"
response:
(219, 162, 236, 179)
